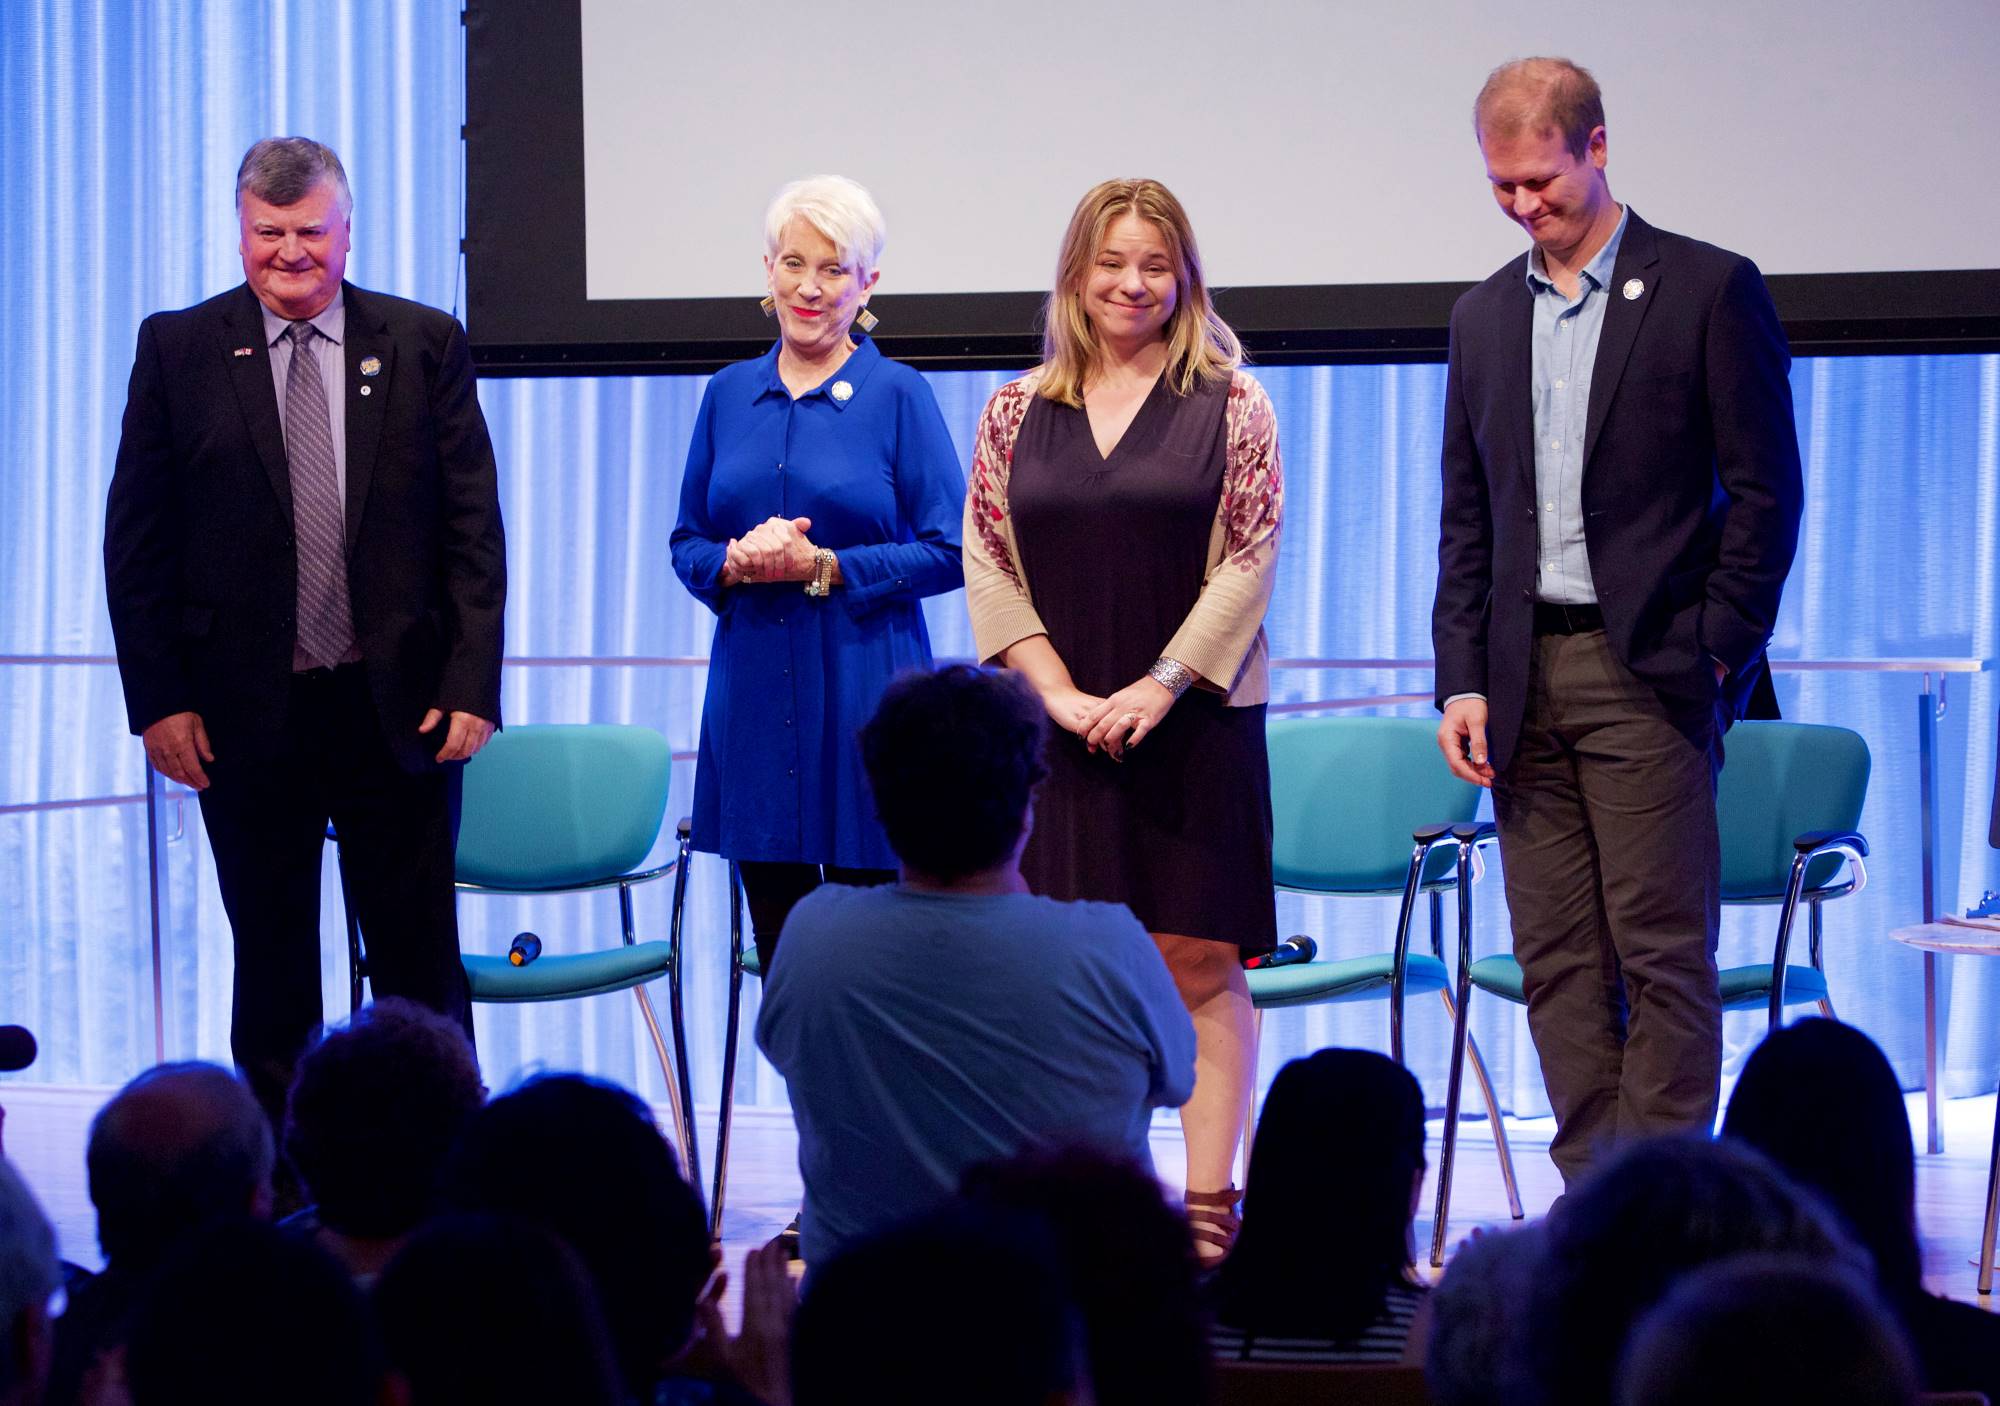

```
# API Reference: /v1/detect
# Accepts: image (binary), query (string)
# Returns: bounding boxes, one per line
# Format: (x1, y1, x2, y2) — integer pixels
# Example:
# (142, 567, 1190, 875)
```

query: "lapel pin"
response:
(831, 380, 853, 402)
(359, 385, 372, 397)
(359, 356, 382, 377)
(1622, 278, 1645, 301)
(232, 347, 255, 357)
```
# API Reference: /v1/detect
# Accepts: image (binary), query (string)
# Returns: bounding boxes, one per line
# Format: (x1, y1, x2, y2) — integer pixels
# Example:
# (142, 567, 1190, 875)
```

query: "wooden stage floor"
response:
(5, 1086, 1995, 1327)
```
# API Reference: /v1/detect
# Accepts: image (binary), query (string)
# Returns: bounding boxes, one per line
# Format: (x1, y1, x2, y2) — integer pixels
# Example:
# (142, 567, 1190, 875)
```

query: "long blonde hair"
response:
(1038, 178, 1242, 408)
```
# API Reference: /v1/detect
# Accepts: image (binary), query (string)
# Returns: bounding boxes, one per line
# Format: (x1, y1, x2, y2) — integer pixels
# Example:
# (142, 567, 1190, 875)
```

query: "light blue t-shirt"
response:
(756, 883, 1198, 1268)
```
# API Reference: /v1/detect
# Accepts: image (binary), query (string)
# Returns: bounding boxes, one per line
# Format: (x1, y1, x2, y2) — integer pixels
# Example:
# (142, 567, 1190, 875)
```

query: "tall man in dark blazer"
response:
(105, 138, 507, 1121)
(1431, 59, 1802, 1184)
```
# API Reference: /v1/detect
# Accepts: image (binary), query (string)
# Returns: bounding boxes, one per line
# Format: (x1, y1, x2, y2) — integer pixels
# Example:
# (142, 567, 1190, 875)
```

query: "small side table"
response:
(1890, 922, 2000, 1295)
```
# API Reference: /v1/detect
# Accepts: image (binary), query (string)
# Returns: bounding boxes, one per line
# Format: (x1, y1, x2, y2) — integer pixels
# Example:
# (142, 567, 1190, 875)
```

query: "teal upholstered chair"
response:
(1429, 720, 1871, 1264)
(1252, 716, 1524, 1237)
(451, 724, 699, 1192)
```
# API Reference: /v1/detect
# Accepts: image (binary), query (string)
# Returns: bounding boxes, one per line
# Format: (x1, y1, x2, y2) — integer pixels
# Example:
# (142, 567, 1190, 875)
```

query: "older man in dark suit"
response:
(104, 138, 506, 1120)
(1430, 59, 1803, 1184)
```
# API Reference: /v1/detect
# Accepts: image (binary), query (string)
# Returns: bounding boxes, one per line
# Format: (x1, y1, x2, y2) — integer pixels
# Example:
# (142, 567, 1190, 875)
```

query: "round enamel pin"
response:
(831, 380, 853, 402)
(359, 385, 372, 397)
(360, 356, 382, 376)
(1622, 278, 1645, 300)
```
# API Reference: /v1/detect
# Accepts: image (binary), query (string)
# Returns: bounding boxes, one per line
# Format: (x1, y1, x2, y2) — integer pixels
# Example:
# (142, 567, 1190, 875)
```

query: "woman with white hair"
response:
(672, 176, 965, 971)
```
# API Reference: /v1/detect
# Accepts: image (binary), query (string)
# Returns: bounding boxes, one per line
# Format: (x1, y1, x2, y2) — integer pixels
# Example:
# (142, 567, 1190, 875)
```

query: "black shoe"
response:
(776, 1212, 803, 1260)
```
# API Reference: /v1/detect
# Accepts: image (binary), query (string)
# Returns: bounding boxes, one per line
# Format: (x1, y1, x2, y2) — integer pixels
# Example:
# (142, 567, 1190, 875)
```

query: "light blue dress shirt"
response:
(1525, 206, 1628, 605)
(260, 290, 348, 509)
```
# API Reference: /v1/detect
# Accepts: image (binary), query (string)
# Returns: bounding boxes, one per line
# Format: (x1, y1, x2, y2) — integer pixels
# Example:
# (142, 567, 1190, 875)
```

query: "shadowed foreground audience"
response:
(50, 1063, 273, 1405)
(1722, 1016, 2000, 1401)
(1210, 1048, 1430, 1364)
(0, 1159, 57, 1406)
(1614, 1254, 1919, 1406)
(282, 998, 484, 1283)
(1424, 1222, 1546, 1406)
(373, 1213, 623, 1406)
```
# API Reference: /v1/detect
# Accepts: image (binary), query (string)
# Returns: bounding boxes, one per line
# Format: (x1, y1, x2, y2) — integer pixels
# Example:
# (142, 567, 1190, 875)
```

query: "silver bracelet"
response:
(1147, 657, 1195, 698)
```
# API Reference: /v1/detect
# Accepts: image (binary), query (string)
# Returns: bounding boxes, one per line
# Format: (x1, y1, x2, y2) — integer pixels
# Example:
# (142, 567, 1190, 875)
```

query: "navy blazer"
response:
(1431, 210, 1803, 771)
(104, 282, 507, 773)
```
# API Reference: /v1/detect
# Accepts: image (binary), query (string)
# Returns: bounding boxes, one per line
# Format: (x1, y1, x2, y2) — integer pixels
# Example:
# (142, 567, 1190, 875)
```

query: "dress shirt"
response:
(1526, 206, 1626, 605)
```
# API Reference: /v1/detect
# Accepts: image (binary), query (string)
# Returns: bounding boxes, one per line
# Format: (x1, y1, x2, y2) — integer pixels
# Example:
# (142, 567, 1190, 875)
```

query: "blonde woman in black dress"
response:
(963, 178, 1283, 1261)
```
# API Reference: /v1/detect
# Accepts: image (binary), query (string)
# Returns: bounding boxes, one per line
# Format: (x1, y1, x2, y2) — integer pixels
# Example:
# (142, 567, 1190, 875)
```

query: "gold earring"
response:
(759, 294, 776, 317)
(854, 306, 879, 333)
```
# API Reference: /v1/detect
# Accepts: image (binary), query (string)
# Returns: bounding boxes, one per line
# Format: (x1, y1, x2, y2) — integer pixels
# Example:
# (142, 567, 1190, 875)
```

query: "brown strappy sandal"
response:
(1184, 1186, 1243, 1263)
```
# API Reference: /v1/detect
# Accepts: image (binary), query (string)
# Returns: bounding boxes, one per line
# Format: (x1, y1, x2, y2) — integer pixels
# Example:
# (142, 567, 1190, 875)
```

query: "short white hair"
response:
(0, 1158, 57, 1370)
(764, 175, 886, 278)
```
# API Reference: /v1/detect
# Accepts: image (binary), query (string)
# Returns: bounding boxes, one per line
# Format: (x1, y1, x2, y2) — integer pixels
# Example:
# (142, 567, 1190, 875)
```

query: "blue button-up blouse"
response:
(670, 337, 966, 867)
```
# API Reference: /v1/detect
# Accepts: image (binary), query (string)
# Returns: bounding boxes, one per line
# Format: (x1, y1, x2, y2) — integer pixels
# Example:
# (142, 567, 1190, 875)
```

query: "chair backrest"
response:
(1716, 721, 1870, 901)
(1268, 716, 1483, 894)
(455, 724, 673, 889)
(1212, 1361, 1432, 1406)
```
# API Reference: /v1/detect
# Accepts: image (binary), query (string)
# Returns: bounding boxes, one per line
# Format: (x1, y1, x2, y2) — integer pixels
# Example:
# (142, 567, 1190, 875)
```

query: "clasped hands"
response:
(1044, 675, 1178, 760)
(723, 515, 819, 586)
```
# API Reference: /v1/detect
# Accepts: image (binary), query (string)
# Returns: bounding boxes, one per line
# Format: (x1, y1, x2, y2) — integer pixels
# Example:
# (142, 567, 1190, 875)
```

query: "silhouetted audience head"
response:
(860, 664, 1048, 879)
(374, 1212, 623, 1406)
(86, 1061, 273, 1269)
(963, 1146, 1207, 1406)
(792, 1203, 1089, 1406)
(123, 1218, 383, 1406)
(1212, 1047, 1427, 1340)
(1615, 1255, 1918, 1406)
(1722, 1018, 1919, 1295)
(285, 998, 484, 1246)
(1528, 1134, 1864, 1406)
(438, 1073, 710, 1397)
(1426, 1224, 1547, 1406)
(0, 1159, 57, 1406)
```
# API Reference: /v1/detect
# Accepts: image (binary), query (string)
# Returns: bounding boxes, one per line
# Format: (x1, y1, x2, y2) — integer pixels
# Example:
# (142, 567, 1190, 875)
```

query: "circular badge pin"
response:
(359, 355, 382, 377)
(359, 385, 372, 397)
(1622, 278, 1645, 301)
(831, 380, 853, 403)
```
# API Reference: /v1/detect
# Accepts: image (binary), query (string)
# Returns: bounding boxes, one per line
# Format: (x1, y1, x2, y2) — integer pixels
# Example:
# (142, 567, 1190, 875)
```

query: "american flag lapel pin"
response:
(232, 346, 255, 357)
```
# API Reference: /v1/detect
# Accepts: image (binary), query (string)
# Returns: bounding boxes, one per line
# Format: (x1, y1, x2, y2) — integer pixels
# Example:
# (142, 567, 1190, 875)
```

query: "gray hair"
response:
(236, 136, 352, 217)
(764, 175, 885, 279)
(0, 1157, 58, 1389)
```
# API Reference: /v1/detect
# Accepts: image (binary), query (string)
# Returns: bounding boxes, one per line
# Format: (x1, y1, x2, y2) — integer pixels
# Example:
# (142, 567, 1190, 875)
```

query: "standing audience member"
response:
(1615, 1255, 1918, 1406)
(790, 1205, 1091, 1406)
(103, 136, 507, 1134)
(0, 1159, 57, 1406)
(963, 177, 1283, 1260)
(1209, 1049, 1429, 1363)
(1424, 1225, 1548, 1406)
(964, 1147, 1209, 1406)
(50, 1063, 273, 1405)
(1526, 1135, 1864, 1406)
(757, 665, 1195, 1267)
(1722, 1017, 2000, 1400)
(1431, 56, 1803, 1187)
(282, 997, 485, 1283)
(373, 1213, 624, 1406)
(437, 1074, 732, 1404)
(123, 1219, 383, 1406)
(670, 173, 965, 972)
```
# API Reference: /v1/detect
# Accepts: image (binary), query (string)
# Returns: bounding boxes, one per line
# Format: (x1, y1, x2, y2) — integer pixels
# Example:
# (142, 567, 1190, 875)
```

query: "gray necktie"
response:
(283, 321, 355, 667)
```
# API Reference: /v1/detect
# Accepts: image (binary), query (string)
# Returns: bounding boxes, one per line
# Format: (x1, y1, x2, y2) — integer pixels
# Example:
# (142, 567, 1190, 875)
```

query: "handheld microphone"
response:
(1242, 936, 1317, 971)
(507, 933, 543, 967)
(0, 1026, 38, 1073)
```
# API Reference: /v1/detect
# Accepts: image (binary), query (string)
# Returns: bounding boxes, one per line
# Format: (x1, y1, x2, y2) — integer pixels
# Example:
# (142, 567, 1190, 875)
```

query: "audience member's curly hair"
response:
(964, 1146, 1209, 1406)
(439, 1074, 711, 1397)
(1528, 1135, 1866, 1406)
(1212, 1048, 1427, 1341)
(860, 664, 1048, 879)
(284, 998, 484, 1239)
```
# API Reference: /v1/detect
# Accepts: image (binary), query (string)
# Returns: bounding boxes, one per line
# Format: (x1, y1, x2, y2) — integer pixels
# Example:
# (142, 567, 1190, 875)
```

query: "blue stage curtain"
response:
(3, 2, 1995, 1118)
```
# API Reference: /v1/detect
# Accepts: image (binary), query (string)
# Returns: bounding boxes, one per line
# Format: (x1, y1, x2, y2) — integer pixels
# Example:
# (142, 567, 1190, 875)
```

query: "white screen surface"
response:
(581, 0, 1998, 302)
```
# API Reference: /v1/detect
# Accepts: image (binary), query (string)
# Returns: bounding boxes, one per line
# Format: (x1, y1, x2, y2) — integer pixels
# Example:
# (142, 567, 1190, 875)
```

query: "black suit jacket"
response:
(105, 282, 506, 773)
(1431, 210, 1803, 771)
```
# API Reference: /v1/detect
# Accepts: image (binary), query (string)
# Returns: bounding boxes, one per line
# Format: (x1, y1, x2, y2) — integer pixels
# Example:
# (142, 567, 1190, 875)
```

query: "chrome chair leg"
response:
(637, 865, 699, 1195)
(633, 981, 696, 1186)
(1979, 1069, 1999, 1296)
(1430, 836, 1478, 1268)
(1765, 850, 1812, 1032)
(1465, 1025, 1523, 1220)
(709, 863, 747, 1238)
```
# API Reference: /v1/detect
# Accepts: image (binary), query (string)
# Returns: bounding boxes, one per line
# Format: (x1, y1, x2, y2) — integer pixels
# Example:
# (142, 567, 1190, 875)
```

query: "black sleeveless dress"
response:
(1008, 374, 1276, 953)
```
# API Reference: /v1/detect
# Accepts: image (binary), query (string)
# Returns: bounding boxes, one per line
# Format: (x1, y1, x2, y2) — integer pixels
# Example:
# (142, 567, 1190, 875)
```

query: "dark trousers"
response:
(197, 664, 471, 1128)
(737, 861, 896, 971)
(1491, 629, 1723, 1186)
